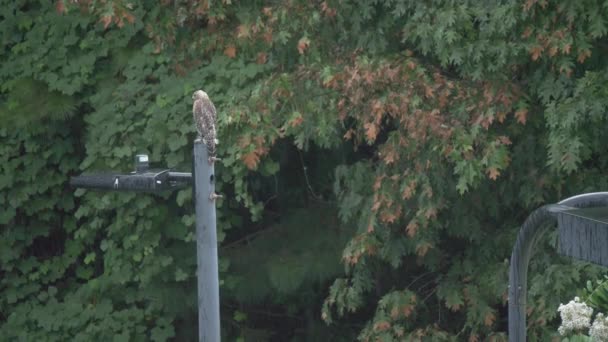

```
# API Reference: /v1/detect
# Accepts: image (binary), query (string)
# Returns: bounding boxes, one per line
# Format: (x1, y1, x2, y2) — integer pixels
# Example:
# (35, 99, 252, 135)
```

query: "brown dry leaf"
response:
(289, 115, 304, 127)
(402, 182, 416, 199)
(578, 49, 591, 63)
(256, 52, 267, 64)
(515, 108, 528, 124)
(236, 25, 250, 39)
(101, 15, 112, 29)
(380, 210, 398, 223)
(297, 37, 310, 54)
(242, 152, 260, 170)
(487, 167, 500, 180)
(56, 0, 66, 14)
(424, 207, 437, 219)
(373, 321, 391, 332)
(406, 221, 418, 237)
(529, 46, 543, 61)
(402, 304, 414, 317)
(263, 30, 273, 44)
(415, 242, 432, 257)
(224, 45, 237, 58)
(484, 311, 496, 327)
(498, 135, 512, 145)
(364, 122, 378, 142)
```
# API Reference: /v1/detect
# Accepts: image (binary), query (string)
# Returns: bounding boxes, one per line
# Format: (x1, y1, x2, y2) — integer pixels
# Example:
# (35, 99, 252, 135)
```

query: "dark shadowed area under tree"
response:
(2, 1, 608, 341)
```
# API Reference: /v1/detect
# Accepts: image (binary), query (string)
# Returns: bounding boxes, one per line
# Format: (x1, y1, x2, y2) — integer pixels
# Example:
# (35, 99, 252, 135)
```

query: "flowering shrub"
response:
(558, 278, 608, 341)
(558, 297, 593, 336)
(590, 313, 608, 341)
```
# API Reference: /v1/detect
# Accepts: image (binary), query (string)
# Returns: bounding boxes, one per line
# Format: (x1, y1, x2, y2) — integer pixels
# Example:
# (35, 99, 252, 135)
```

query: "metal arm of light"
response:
(508, 192, 608, 342)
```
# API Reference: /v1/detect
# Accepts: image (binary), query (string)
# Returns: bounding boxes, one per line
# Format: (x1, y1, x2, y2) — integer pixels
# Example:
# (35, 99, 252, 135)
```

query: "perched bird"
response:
(192, 90, 218, 164)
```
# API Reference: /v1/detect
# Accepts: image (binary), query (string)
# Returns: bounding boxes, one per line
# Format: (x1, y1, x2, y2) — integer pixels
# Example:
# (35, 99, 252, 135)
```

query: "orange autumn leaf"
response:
(578, 49, 591, 63)
(241, 151, 260, 170)
(236, 24, 250, 39)
(484, 311, 496, 327)
(390, 307, 400, 319)
(415, 242, 432, 257)
(224, 45, 237, 58)
(56, 0, 66, 14)
(498, 135, 512, 145)
(289, 115, 304, 127)
(101, 15, 112, 29)
(487, 167, 500, 180)
(529, 46, 543, 61)
(257, 52, 267, 64)
(424, 207, 437, 219)
(364, 122, 378, 142)
(297, 37, 310, 54)
(515, 108, 528, 124)
(406, 221, 419, 237)
(402, 304, 414, 317)
(373, 321, 391, 331)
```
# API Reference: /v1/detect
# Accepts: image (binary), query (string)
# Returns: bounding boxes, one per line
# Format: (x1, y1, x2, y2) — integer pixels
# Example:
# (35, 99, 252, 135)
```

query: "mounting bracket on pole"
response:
(69, 154, 191, 193)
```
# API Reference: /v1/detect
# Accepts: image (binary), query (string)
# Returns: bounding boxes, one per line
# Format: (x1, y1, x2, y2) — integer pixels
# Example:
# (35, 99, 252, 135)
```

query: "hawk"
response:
(192, 90, 218, 164)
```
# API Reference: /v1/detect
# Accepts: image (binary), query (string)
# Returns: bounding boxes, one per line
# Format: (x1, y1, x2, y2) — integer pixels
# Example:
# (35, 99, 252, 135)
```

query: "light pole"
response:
(71, 143, 221, 341)
(508, 192, 608, 342)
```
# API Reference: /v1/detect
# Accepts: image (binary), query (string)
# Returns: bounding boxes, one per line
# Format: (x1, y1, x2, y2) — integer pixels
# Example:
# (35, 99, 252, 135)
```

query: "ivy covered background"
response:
(2, 0, 608, 341)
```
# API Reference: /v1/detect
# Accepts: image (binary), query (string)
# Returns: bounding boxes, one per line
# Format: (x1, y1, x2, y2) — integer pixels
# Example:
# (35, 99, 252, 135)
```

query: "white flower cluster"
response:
(558, 297, 593, 336)
(590, 313, 608, 341)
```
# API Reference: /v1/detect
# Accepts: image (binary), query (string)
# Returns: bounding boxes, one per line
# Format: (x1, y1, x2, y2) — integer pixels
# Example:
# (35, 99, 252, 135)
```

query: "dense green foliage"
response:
(3, 0, 608, 341)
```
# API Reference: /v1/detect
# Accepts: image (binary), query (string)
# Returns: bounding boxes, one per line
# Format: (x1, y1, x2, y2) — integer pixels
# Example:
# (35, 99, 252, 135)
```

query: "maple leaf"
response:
(390, 307, 399, 319)
(263, 30, 273, 44)
(548, 46, 558, 57)
(236, 25, 250, 39)
(297, 37, 310, 54)
(373, 321, 391, 331)
(289, 114, 304, 127)
(529, 46, 543, 61)
(380, 210, 398, 223)
(363, 122, 378, 142)
(415, 242, 432, 257)
(402, 304, 414, 317)
(56, 0, 66, 14)
(577, 49, 591, 63)
(402, 184, 414, 199)
(241, 151, 260, 170)
(487, 167, 500, 180)
(100, 15, 112, 29)
(256, 52, 267, 64)
(424, 207, 437, 219)
(515, 108, 528, 124)
(406, 221, 418, 237)
(497, 135, 512, 145)
(224, 45, 237, 58)
(484, 311, 496, 327)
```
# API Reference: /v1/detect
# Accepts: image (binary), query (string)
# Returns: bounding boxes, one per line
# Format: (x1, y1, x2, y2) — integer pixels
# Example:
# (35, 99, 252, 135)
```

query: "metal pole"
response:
(193, 141, 220, 341)
(508, 192, 608, 342)
(508, 205, 555, 342)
